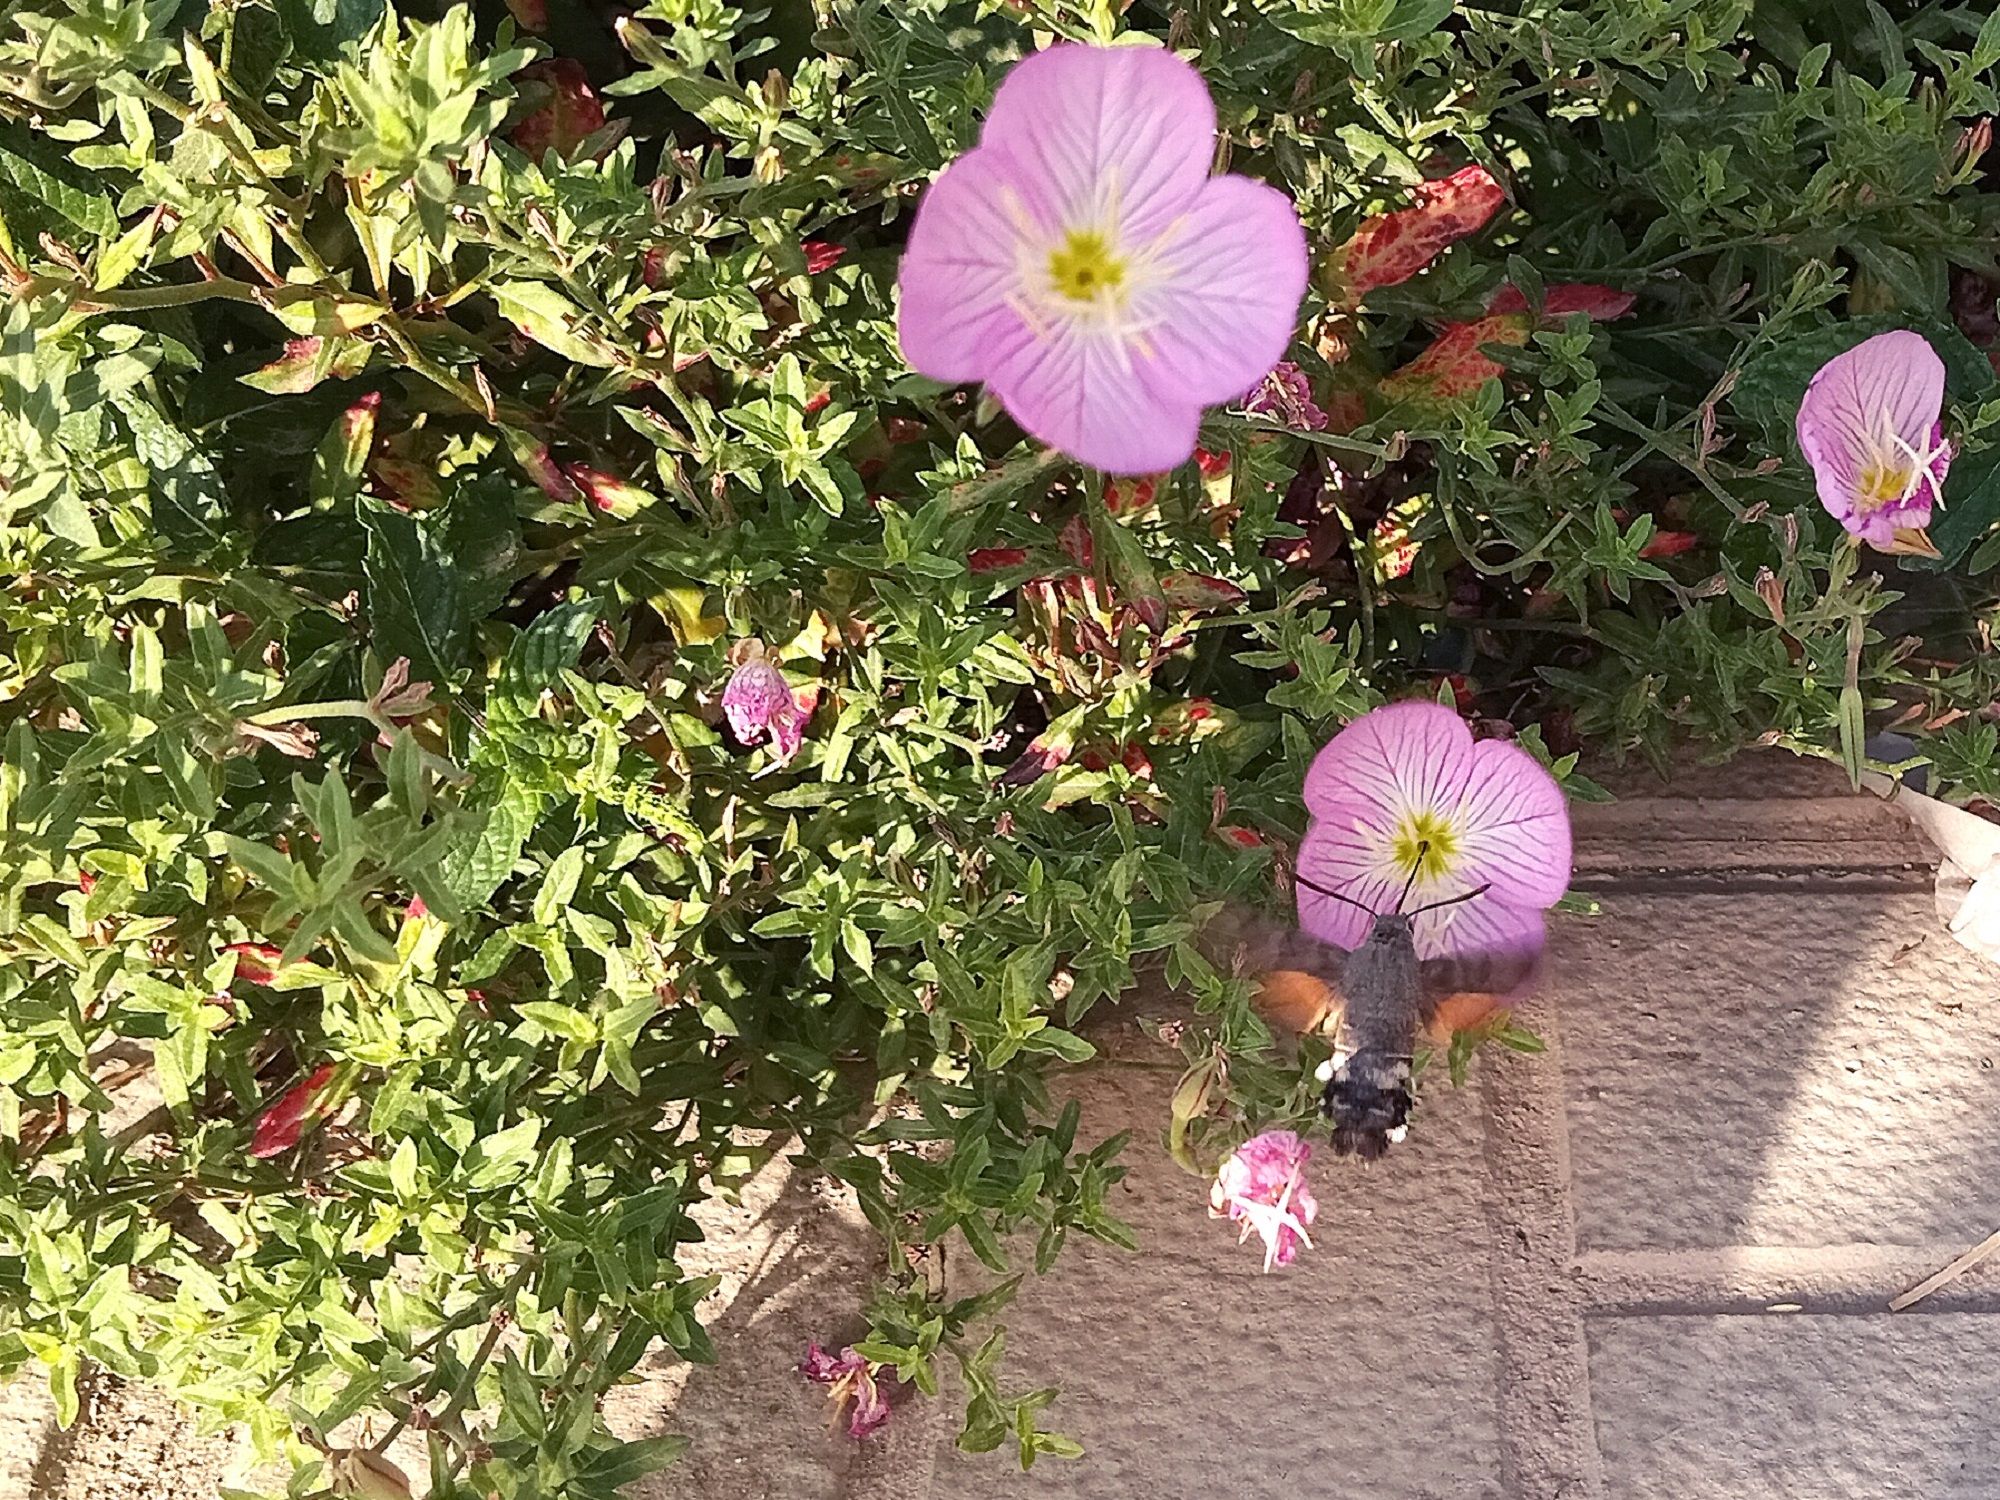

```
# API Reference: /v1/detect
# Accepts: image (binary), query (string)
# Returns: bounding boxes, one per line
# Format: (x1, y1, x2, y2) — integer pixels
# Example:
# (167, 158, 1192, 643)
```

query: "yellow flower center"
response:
(1047, 229, 1126, 303)
(1391, 810, 1460, 885)
(1854, 458, 1913, 513)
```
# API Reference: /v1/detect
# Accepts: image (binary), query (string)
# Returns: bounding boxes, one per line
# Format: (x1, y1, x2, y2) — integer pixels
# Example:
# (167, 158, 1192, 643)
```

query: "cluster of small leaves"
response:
(6, 0, 2000, 1490)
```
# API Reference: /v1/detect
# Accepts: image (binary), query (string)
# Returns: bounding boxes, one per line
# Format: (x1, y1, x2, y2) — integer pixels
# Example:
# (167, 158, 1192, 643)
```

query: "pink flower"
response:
(721, 659, 810, 762)
(1796, 330, 1951, 554)
(800, 1341, 892, 1439)
(1243, 360, 1328, 431)
(898, 45, 1308, 475)
(1297, 701, 1571, 968)
(1208, 1129, 1317, 1272)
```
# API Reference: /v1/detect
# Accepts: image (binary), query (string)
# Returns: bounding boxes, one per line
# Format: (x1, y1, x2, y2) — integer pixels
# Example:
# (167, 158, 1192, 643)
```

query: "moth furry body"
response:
(1203, 904, 1534, 1161)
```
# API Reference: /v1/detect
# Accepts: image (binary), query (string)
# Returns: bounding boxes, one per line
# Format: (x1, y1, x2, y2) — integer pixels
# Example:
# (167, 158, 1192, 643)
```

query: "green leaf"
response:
(576, 1435, 691, 1488)
(361, 503, 468, 684)
(0, 123, 117, 240)
(491, 281, 619, 368)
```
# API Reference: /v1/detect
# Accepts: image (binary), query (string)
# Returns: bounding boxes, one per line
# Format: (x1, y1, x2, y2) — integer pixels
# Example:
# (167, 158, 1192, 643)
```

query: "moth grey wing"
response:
(1194, 903, 1350, 993)
(1414, 941, 1543, 1018)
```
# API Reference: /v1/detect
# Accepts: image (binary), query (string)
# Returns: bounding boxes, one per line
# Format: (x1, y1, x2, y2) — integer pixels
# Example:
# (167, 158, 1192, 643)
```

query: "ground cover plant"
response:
(6, 0, 2000, 1492)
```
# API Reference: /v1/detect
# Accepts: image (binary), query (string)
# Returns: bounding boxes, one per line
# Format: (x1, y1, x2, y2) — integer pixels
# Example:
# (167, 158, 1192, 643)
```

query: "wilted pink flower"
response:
(722, 659, 810, 762)
(1208, 1129, 1317, 1272)
(898, 45, 1308, 474)
(1243, 360, 1328, 431)
(800, 1341, 892, 1439)
(1796, 330, 1951, 554)
(1297, 701, 1571, 968)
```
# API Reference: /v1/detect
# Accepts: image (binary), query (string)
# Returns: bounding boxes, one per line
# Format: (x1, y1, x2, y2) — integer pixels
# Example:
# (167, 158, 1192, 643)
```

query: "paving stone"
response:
(603, 1141, 882, 1500)
(927, 1063, 1506, 1500)
(1553, 890, 2000, 1253)
(1588, 1314, 2000, 1498)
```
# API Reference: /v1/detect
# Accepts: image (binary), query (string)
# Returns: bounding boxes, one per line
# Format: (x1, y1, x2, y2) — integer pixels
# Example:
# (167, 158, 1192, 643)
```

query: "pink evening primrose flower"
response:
(1297, 701, 1572, 970)
(800, 1341, 893, 1439)
(1796, 330, 1951, 554)
(722, 659, 809, 762)
(897, 44, 1309, 475)
(1208, 1129, 1318, 1272)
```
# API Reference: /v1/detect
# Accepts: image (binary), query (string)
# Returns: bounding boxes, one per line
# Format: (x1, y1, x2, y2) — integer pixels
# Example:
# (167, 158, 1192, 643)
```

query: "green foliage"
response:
(3, 0, 2000, 1490)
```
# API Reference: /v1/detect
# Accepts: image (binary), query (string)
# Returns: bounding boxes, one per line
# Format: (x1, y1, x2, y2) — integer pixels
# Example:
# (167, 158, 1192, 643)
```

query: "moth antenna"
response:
(1293, 871, 1378, 917)
(1392, 843, 1427, 915)
(1405, 882, 1492, 918)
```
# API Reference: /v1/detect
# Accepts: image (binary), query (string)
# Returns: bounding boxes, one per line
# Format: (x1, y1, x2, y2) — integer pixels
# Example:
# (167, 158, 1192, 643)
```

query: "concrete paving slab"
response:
(1554, 892, 2000, 1253)
(924, 1063, 1507, 1500)
(1588, 1314, 2000, 1498)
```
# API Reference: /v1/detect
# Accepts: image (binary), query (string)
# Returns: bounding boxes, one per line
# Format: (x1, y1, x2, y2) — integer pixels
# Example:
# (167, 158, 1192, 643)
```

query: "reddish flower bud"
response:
(224, 942, 285, 986)
(249, 1063, 336, 1159)
(1638, 529, 1700, 559)
(802, 241, 847, 274)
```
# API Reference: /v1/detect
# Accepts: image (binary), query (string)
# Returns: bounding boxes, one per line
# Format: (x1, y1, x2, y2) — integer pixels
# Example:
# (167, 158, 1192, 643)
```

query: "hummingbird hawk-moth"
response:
(1209, 863, 1530, 1161)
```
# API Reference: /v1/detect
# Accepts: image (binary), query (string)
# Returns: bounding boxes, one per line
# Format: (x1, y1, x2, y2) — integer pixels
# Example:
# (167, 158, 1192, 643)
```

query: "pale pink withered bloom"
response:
(1297, 701, 1571, 969)
(800, 1341, 892, 1439)
(1208, 1129, 1318, 1272)
(1796, 329, 1951, 554)
(898, 45, 1308, 475)
(722, 659, 809, 762)
(1242, 360, 1328, 431)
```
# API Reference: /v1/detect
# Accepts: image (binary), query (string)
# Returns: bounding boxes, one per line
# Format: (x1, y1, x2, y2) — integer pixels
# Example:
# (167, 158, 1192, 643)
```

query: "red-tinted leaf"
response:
(1159, 572, 1248, 611)
(509, 61, 606, 161)
(998, 737, 1072, 787)
(504, 0, 548, 29)
(1381, 314, 1532, 400)
(967, 547, 1031, 574)
(225, 941, 285, 986)
(242, 335, 372, 395)
(1487, 282, 1637, 321)
(1336, 166, 1505, 300)
(1638, 529, 1701, 559)
(563, 462, 652, 517)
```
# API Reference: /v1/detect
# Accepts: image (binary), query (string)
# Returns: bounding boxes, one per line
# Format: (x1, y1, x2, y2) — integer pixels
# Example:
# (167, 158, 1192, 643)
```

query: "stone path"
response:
(7, 756, 1999, 1498)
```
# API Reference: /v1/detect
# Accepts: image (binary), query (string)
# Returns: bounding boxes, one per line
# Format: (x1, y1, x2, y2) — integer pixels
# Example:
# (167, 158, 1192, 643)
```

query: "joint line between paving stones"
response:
(1478, 991, 1606, 1500)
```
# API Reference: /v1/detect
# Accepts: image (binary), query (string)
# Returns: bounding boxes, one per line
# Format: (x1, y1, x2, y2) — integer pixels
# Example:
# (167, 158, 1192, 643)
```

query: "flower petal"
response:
(983, 44, 1215, 244)
(1296, 825, 1404, 949)
(1127, 175, 1309, 409)
(1448, 737, 1573, 909)
(1303, 700, 1475, 823)
(985, 320, 1203, 474)
(897, 145, 1044, 383)
(1796, 330, 1947, 538)
(1415, 896, 1545, 968)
